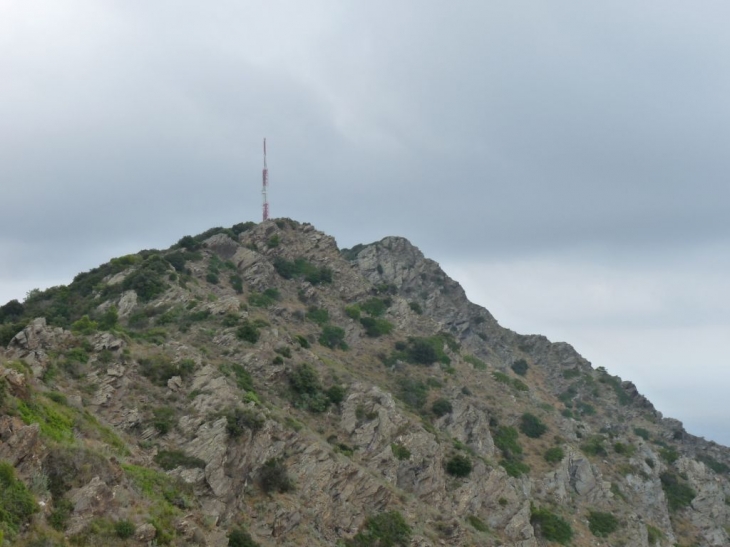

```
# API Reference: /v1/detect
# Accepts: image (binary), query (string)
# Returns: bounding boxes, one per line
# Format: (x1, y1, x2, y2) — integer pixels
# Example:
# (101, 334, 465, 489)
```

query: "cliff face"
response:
(0, 219, 728, 547)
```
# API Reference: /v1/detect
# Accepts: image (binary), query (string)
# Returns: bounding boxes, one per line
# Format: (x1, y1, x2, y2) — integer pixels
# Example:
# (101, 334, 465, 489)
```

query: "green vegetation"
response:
(230, 274, 244, 293)
(228, 527, 260, 547)
(154, 450, 206, 471)
(122, 255, 169, 302)
(391, 335, 452, 365)
(236, 320, 261, 343)
(71, 314, 98, 335)
(266, 234, 280, 248)
(289, 364, 332, 412)
(344, 305, 361, 319)
(226, 407, 265, 437)
(697, 455, 730, 474)
(138, 354, 195, 386)
(17, 397, 75, 443)
(463, 354, 487, 370)
(306, 306, 329, 325)
(391, 443, 411, 460)
(408, 301, 423, 314)
(660, 447, 679, 464)
(519, 413, 548, 438)
(588, 510, 619, 537)
(544, 446, 565, 464)
(581, 436, 608, 457)
(598, 370, 631, 405)
(360, 316, 394, 337)
(634, 427, 651, 441)
(248, 288, 280, 307)
(273, 257, 332, 284)
(151, 406, 177, 434)
(493, 371, 528, 392)
(511, 359, 529, 376)
(219, 363, 255, 392)
(660, 471, 696, 511)
(0, 461, 37, 537)
(466, 515, 489, 532)
(319, 325, 348, 350)
(360, 297, 391, 317)
(345, 511, 412, 547)
(115, 520, 136, 539)
(432, 398, 453, 417)
(445, 454, 472, 477)
(647, 524, 663, 545)
(259, 458, 294, 493)
(530, 507, 573, 545)
(613, 442, 636, 456)
(493, 426, 530, 477)
(397, 378, 430, 409)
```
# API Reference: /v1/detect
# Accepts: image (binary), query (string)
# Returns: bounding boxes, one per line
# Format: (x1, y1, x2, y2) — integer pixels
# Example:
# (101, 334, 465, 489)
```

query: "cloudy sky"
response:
(2, 1, 730, 443)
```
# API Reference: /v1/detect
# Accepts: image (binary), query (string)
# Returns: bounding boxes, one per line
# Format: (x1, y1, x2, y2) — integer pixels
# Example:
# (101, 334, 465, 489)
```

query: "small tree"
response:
(519, 413, 548, 438)
(446, 454, 473, 477)
(432, 398, 453, 417)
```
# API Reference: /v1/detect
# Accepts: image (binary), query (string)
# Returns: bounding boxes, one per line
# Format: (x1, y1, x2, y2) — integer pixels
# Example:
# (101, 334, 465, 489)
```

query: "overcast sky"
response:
(2, 1, 730, 444)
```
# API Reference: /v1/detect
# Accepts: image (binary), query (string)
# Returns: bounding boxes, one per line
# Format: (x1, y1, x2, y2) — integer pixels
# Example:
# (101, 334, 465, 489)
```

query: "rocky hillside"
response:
(0, 219, 729, 547)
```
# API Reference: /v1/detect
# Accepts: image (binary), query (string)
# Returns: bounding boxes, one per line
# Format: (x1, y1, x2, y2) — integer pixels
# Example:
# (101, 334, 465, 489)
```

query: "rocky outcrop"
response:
(7, 317, 73, 377)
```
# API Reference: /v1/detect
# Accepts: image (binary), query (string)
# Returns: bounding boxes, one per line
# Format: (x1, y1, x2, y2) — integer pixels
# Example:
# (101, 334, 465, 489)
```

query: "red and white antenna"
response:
(262, 138, 269, 221)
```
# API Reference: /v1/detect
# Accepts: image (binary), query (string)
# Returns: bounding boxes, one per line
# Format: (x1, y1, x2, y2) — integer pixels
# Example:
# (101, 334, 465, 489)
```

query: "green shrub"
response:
(660, 471, 696, 511)
(230, 274, 244, 294)
(259, 458, 293, 493)
(613, 442, 636, 456)
(544, 446, 565, 463)
(445, 454, 472, 477)
(115, 519, 136, 539)
(306, 307, 329, 325)
(346, 511, 411, 547)
(646, 524, 663, 545)
(408, 301, 423, 315)
(360, 298, 390, 317)
(397, 378, 429, 409)
(634, 427, 651, 440)
(0, 461, 37, 535)
(295, 334, 310, 348)
(588, 510, 619, 537)
(391, 443, 411, 460)
(151, 406, 177, 434)
(266, 234, 280, 248)
(660, 447, 679, 464)
(231, 221, 256, 235)
(138, 354, 194, 386)
(344, 305, 361, 320)
(122, 256, 169, 302)
(511, 359, 529, 376)
(226, 407, 265, 437)
(463, 354, 487, 370)
(154, 450, 206, 471)
(326, 385, 347, 405)
(500, 459, 530, 477)
(236, 320, 260, 343)
(360, 317, 394, 337)
(248, 289, 280, 307)
(206, 272, 219, 284)
(530, 507, 573, 545)
(319, 325, 348, 350)
(466, 515, 489, 532)
(493, 371, 511, 384)
(432, 398, 453, 417)
(290, 364, 321, 395)
(697, 455, 730, 474)
(71, 315, 98, 335)
(519, 413, 547, 438)
(581, 436, 607, 457)
(48, 497, 73, 530)
(273, 257, 332, 284)
(228, 527, 260, 547)
(493, 426, 522, 458)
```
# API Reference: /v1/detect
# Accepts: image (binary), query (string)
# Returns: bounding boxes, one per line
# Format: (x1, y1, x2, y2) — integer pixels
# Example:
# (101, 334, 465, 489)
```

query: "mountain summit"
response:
(0, 219, 727, 546)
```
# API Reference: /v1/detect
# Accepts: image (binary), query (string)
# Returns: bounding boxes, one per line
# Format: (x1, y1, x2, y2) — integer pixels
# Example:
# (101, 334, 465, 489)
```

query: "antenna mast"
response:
(262, 138, 269, 221)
